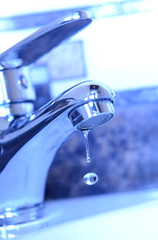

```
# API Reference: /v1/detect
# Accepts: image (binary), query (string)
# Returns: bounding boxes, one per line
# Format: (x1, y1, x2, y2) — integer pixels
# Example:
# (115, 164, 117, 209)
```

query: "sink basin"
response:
(8, 189, 158, 240)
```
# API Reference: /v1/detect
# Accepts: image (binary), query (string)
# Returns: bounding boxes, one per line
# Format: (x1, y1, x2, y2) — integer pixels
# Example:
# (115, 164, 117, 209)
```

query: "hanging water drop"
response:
(81, 130, 99, 185)
(83, 130, 91, 163)
(83, 172, 98, 185)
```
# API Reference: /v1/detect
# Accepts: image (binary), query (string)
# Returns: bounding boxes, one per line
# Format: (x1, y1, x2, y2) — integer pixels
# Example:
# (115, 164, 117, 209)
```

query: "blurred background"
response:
(1, 0, 158, 199)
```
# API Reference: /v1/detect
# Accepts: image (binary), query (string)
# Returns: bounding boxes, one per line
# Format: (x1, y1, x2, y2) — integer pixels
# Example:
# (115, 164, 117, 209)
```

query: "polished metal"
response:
(69, 100, 115, 130)
(0, 11, 91, 70)
(0, 11, 91, 118)
(0, 10, 115, 232)
(0, 68, 35, 117)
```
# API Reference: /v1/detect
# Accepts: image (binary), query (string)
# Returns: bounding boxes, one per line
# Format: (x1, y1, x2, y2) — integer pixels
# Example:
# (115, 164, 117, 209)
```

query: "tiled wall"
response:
(31, 40, 87, 104)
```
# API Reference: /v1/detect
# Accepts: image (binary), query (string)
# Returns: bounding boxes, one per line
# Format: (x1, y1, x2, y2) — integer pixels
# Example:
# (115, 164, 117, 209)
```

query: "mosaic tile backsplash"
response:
(35, 85, 158, 200)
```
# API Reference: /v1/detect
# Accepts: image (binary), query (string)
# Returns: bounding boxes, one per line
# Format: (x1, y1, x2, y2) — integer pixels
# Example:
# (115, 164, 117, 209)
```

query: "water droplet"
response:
(83, 130, 91, 163)
(81, 130, 99, 185)
(83, 172, 98, 185)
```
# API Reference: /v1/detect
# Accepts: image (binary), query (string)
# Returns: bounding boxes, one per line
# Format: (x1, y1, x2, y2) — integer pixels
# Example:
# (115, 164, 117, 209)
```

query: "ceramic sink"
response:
(12, 188, 158, 240)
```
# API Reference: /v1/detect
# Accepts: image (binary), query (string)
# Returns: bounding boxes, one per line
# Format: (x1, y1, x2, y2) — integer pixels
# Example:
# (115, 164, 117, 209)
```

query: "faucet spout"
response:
(0, 80, 115, 226)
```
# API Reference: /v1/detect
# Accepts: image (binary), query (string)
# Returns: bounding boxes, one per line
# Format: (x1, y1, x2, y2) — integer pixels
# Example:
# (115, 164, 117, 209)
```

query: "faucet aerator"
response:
(69, 100, 115, 131)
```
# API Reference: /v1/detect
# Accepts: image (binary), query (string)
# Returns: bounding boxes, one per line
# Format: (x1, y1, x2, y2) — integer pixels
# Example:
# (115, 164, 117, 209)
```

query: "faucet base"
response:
(0, 204, 43, 226)
(0, 204, 43, 238)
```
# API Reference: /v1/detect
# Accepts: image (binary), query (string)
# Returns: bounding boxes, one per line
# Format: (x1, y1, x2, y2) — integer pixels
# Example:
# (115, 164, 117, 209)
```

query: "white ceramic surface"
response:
(16, 189, 158, 240)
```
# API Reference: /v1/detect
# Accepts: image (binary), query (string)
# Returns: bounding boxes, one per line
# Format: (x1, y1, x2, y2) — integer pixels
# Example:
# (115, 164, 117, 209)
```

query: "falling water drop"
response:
(83, 172, 98, 185)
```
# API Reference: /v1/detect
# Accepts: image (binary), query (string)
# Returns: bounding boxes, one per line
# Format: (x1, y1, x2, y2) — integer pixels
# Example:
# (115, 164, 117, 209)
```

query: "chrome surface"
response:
(0, 204, 43, 226)
(0, 68, 35, 117)
(0, 11, 91, 118)
(0, 10, 115, 234)
(69, 100, 115, 130)
(0, 11, 91, 70)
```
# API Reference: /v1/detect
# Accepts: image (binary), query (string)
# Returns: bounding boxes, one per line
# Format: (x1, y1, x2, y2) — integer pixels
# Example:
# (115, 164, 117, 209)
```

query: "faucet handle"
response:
(0, 11, 91, 70)
(0, 11, 91, 118)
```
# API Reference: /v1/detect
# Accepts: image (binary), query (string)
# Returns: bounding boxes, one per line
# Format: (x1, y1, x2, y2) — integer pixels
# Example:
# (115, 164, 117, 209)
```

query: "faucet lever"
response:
(0, 11, 91, 70)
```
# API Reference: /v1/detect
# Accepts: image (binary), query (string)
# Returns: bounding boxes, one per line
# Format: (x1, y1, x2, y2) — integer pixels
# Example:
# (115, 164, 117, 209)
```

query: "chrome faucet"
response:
(0, 11, 115, 232)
